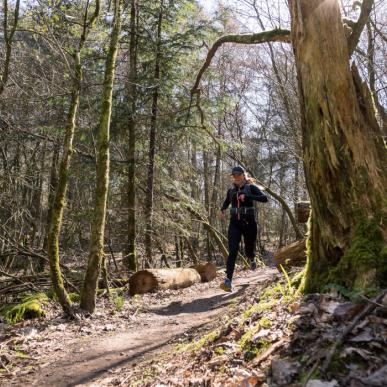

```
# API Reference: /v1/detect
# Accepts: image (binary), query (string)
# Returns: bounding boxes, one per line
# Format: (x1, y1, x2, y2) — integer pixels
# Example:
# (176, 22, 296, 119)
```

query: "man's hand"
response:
(219, 211, 225, 221)
(238, 194, 246, 202)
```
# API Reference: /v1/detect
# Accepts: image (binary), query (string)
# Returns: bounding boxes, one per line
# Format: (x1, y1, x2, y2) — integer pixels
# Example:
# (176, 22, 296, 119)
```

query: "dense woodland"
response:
(1, 0, 387, 385)
(0, 0, 386, 312)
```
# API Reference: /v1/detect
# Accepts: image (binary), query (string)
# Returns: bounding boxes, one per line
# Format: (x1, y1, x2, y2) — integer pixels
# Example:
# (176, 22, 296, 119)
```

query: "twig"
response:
(0, 269, 39, 292)
(251, 338, 286, 367)
(321, 289, 387, 374)
(360, 294, 384, 308)
(302, 359, 320, 387)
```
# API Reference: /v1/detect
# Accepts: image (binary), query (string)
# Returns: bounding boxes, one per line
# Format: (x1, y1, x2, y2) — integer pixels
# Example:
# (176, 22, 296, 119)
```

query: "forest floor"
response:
(1, 266, 386, 387)
(0, 267, 278, 386)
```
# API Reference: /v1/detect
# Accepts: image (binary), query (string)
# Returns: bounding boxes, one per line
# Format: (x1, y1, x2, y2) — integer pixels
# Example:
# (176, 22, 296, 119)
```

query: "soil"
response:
(2, 268, 278, 387)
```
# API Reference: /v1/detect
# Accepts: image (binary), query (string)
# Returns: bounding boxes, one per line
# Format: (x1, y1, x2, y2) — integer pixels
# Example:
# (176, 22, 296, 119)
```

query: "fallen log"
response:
(274, 239, 306, 267)
(193, 262, 217, 282)
(296, 201, 311, 223)
(129, 268, 201, 296)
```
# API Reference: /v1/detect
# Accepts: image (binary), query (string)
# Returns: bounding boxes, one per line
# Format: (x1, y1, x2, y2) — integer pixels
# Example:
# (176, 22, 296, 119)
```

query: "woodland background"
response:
(0, 0, 386, 302)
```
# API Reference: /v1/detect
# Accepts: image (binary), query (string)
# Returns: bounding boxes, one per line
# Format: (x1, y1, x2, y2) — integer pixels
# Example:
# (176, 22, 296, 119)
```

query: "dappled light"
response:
(1, 0, 386, 386)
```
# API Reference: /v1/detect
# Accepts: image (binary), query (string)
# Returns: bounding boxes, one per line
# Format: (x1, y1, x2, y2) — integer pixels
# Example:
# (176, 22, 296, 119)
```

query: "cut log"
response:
(129, 268, 201, 296)
(296, 201, 311, 223)
(274, 239, 306, 267)
(193, 262, 217, 282)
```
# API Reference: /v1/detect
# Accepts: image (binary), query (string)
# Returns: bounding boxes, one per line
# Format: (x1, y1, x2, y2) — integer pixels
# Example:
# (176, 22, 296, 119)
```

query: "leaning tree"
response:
(192, 0, 386, 291)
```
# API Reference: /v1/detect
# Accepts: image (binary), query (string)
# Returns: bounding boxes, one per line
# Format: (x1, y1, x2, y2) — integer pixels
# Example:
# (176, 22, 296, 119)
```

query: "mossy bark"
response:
(290, 0, 387, 291)
(80, 0, 121, 313)
(46, 1, 100, 315)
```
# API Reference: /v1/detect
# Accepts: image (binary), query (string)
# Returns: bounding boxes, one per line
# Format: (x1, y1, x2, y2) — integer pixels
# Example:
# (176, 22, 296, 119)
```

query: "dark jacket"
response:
(220, 183, 268, 212)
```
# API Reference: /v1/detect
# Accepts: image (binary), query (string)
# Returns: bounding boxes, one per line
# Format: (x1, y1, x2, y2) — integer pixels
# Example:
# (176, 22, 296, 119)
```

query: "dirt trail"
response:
(21, 268, 277, 387)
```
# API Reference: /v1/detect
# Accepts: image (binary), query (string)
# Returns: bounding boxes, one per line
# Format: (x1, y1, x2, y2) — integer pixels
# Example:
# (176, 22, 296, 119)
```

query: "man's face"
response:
(232, 173, 244, 185)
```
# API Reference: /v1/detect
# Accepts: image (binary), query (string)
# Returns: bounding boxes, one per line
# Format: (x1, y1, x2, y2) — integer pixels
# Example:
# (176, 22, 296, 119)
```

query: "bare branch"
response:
(191, 29, 291, 94)
(347, 0, 374, 56)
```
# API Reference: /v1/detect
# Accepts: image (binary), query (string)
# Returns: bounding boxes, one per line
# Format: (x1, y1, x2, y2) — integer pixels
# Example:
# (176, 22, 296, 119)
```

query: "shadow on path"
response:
(152, 284, 249, 316)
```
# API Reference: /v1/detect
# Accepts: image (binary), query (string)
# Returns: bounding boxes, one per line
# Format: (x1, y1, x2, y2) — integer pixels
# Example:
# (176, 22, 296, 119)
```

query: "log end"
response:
(129, 270, 158, 296)
(193, 262, 217, 282)
(274, 239, 307, 267)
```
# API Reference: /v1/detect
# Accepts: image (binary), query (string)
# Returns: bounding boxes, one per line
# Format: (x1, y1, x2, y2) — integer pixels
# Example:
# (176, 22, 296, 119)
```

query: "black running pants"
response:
(226, 217, 257, 281)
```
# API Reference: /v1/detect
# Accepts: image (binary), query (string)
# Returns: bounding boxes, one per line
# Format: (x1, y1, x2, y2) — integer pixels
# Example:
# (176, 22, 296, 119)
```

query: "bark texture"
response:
(290, 0, 387, 291)
(274, 239, 306, 267)
(129, 268, 201, 296)
(47, 1, 100, 314)
(80, 0, 121, 313)
(126, 0, 138, 272)
(144, 0, 163, 268)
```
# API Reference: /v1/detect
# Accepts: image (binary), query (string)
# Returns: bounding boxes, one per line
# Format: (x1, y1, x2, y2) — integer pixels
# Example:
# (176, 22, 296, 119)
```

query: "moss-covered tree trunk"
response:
(80, 0, 121, 314)
(126, 0, 138, 272)
(46, 1, 100, 315)
(290, 0, 387, 291)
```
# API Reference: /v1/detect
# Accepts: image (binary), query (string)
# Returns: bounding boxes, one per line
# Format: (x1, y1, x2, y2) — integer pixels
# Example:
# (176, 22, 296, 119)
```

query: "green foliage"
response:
(1, 293, 48, 324)
(279, 264, 297, 299)
(322, 283, 379, 302)
(113, 295, 125, 311)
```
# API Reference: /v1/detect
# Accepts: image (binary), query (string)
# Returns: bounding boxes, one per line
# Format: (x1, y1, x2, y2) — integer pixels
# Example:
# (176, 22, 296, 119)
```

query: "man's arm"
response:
(220, 189, 231, 211)
(246, 185, 268, 203)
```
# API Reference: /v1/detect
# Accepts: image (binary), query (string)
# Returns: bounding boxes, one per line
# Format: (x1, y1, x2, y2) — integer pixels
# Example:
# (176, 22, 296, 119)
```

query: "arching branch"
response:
(347, 0, 374, 56)
(191, 29, 291, 94)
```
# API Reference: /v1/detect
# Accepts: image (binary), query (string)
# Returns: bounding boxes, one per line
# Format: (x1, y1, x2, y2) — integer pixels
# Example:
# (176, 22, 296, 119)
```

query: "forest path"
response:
(20, 268, 277, 387)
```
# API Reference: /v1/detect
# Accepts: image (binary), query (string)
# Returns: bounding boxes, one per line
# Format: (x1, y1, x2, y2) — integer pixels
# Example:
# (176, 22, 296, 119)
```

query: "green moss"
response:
(259, 316, 271, 328)
(240, 300, 277, 322)
(329, 216, 387, 289)
(214, 346, 225, 355)
(304, 213, 387, 292)
(113, 295, 124, 311)
(2, 293, 48, 324)
(176, 329, 220, 353)
(69, 293, 81, 303)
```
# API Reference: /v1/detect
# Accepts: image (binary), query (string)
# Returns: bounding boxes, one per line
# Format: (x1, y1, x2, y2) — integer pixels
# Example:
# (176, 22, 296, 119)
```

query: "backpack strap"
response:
(229, 185, 241, 205)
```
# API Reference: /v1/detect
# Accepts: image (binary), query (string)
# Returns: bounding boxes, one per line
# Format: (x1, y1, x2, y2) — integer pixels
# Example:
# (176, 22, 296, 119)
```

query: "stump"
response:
(193, 262, 217, 282)
(274, 239, 306, 267)
(296, 201, 311, 223)
(129, 268, 201, 296)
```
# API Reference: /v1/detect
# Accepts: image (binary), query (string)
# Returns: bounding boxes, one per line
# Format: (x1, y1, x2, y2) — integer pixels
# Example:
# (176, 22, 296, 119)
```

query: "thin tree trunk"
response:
(126, 0, 138, 272)
(47, 1, 100, 315)
(0, 0, 20, 97)
(203, 150, 212, 260)
(366, 21, 387, 135)
(80, 0, 121, 314)
(144, 0, 163, 268)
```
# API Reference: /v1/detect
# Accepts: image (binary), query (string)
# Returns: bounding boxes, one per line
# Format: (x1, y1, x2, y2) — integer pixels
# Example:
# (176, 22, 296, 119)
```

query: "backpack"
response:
(228, 183, 253, 204)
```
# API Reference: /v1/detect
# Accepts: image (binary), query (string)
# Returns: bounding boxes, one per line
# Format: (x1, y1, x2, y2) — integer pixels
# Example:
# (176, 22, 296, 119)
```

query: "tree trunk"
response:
(129, 268, 201, 296)
(47, 1, 100, 315)
(144, 0, 163, 268)
(80, 0, 121, 314)
(290, 0, 387, 291)
(126, 0, 138, 272)
(203, 150, 212, 260)
(0, 0, 20, 97)
(366, 21, 387, 136)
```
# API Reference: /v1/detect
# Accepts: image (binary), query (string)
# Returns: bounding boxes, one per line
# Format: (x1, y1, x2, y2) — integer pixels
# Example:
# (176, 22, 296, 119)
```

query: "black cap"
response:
(231, 166, 245, 175)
